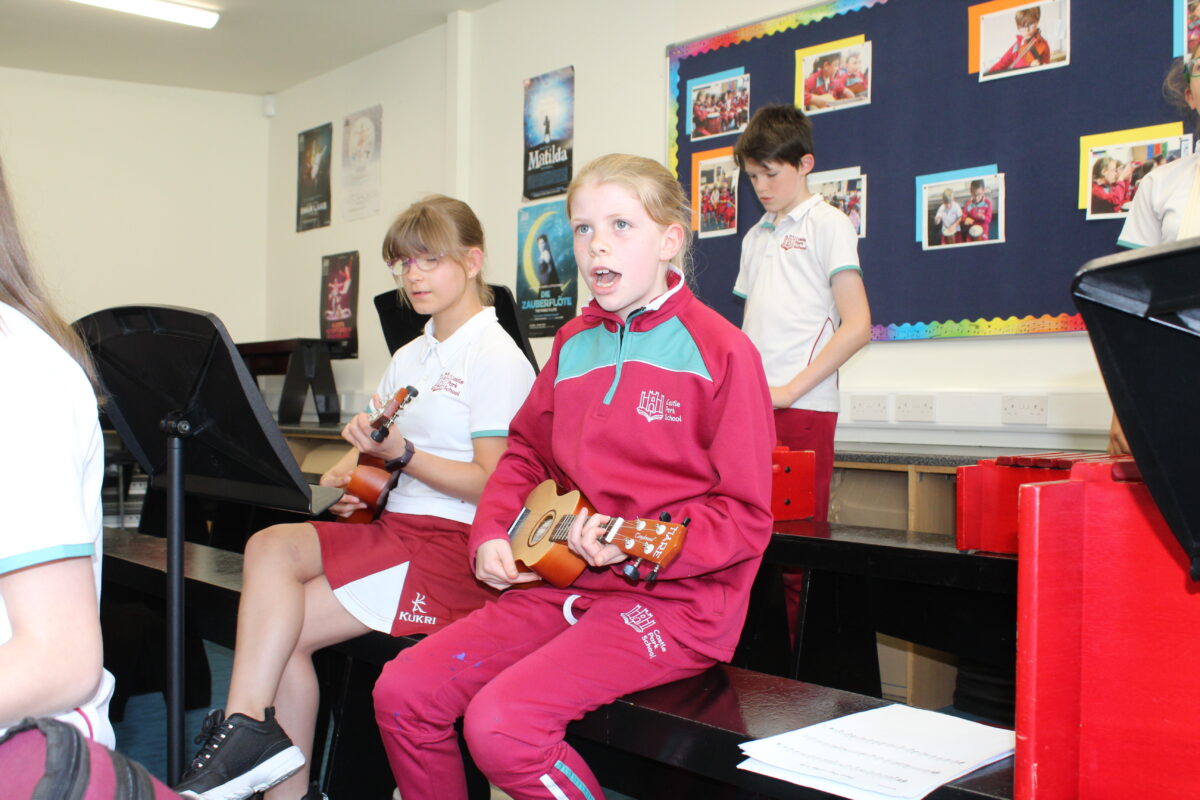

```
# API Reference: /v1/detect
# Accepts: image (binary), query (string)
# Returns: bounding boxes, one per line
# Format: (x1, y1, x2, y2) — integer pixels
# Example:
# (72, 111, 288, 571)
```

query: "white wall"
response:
(264, 26, 452, 404)
(0, 66, 268, 340)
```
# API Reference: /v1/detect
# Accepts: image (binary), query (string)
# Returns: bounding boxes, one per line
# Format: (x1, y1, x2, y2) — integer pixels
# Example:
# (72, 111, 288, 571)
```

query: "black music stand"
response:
(373, 284, 539, 372)
(1074, 236, 1200, 580)
(76, 305, 343, 783)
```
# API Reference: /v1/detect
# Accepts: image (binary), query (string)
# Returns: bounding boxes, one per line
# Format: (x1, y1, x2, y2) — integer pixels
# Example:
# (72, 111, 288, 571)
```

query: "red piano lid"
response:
(996, 451, 1092, 468)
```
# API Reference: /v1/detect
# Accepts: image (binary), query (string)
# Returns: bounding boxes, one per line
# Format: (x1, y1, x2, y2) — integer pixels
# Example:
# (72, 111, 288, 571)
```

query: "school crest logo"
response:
(637, 390, 664, 422)
(636, 390, 683, 423)
(620, 603, 657, 633)
(431, 371, 464, 396)
(780, 234, 807, 251)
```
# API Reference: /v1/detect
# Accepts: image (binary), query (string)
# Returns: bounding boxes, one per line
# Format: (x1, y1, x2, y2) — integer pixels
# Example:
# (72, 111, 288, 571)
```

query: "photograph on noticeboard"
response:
(810, 167, 867, 238)
(978, 0, 1069, 81)
(795, 40, 872, 115)
(922, 174, 1005, 250)
(1085, 135, 1192, 220)
(690, 73, 751, 141)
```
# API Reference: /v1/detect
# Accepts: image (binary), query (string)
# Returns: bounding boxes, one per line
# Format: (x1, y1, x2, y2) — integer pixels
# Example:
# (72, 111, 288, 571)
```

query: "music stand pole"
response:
(164, 420, 191, 784)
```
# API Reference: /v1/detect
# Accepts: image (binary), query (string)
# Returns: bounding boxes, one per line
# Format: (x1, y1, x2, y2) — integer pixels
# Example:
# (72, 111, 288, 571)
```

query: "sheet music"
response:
(738, 703, 1014, 800)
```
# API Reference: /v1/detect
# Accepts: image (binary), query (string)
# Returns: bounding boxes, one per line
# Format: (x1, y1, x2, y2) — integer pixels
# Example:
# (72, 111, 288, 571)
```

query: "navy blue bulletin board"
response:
(668, 0, 1181, 339)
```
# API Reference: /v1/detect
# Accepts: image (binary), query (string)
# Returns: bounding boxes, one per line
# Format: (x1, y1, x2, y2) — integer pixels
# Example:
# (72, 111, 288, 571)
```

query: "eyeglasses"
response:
(386, 253, 443, 276)
(1185, 58, 1200, 78)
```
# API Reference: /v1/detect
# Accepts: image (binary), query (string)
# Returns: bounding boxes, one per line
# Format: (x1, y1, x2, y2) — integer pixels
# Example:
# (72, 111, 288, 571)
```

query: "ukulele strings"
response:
(548, 514, 629, 544)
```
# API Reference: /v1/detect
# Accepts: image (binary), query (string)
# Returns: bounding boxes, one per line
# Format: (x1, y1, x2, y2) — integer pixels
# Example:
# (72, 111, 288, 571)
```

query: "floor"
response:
(112, 640, 233, 785)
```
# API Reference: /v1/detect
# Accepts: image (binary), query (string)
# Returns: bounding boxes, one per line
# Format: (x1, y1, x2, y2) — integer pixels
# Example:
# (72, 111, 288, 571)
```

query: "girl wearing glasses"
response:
(1108, 49, 1200, 454)
(175, 195, 536, 800)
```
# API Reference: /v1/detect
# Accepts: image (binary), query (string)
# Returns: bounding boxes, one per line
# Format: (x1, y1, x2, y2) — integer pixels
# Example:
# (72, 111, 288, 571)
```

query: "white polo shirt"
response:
(372, 305, 535, 524)
(734, 194, 861, 412)
(0, 302, 115, 747)
(1118, 154, 1199, 248)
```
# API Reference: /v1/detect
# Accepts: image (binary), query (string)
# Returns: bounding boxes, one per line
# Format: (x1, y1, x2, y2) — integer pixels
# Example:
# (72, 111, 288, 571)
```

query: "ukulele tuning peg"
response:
(370, 427, 391, 443)
(658, 511, 672, 522)
(646, 564, 661, 583)
(680, 518, 691, 528)
(623, 558, 643, 581)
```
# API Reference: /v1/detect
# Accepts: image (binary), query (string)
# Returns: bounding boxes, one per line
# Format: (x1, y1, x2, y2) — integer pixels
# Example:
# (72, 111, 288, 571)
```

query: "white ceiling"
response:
(0, 0, 497, 95)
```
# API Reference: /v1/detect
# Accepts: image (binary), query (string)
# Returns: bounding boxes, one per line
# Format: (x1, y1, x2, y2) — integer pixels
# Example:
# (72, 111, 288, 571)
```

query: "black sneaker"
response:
(174, 707, 305, 800)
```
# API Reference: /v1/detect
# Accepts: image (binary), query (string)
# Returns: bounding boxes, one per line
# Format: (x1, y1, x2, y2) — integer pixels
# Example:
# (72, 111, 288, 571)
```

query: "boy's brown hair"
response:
(733, 104, 814, 170)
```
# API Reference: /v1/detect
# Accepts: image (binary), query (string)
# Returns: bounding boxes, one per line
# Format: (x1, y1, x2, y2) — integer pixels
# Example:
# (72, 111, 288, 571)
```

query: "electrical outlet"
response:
(1000, 394, 1048, 425)
(850, 394, 889, 422)
(895, 393, 936, 422)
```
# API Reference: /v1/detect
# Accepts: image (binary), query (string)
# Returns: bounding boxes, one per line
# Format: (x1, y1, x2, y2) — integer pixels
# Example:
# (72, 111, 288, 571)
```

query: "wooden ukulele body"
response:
(507, 481, 687, 588)
(508, 481, 595, 588)
(342, 455, 399, 524)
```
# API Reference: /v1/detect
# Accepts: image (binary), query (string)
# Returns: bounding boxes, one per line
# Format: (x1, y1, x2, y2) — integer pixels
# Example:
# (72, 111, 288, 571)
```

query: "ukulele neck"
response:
(505, 509, 628, 545)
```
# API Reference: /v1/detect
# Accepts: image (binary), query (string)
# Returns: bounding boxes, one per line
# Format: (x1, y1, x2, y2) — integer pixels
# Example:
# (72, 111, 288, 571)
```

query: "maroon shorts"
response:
(316, 512, 499, 636)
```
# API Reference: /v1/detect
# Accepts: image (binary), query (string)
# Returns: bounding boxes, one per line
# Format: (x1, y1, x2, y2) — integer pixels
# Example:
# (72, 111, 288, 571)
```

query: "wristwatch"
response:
(384, 438, 415, 472)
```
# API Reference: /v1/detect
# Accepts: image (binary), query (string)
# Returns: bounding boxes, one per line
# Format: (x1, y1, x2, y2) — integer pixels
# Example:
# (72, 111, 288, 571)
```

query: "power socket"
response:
(850, 394, 889, 422)
(895, 394, 936, 422)
(1000, 394, 1048, 425)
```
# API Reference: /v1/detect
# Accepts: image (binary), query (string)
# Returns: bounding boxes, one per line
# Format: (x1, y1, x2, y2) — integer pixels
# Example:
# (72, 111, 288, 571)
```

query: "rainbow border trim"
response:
(668, 0, 1086, 340)
(872, 314, 1086, 340)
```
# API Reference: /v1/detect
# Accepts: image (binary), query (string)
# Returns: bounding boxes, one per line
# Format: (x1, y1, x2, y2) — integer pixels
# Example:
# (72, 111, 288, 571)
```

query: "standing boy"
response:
(733, 103, 871, 524)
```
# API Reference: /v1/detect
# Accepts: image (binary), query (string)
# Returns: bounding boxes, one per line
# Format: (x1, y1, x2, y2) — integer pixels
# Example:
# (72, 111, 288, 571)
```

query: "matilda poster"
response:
(516, 199, 576, 337)
(320, 250, 359, 356)
(522, 66, 574, 200)
(341, 105, 382, 222)
(297, 122, 333, 231)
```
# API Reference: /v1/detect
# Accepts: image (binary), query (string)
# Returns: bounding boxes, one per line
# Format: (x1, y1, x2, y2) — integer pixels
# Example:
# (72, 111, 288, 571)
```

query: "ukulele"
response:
(506, 480, 688, 588)
(342, 385, 419, 524)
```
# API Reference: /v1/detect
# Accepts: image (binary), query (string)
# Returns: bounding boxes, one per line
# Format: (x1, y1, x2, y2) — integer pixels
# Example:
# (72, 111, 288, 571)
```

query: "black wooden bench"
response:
(102, 528, 1014, 800)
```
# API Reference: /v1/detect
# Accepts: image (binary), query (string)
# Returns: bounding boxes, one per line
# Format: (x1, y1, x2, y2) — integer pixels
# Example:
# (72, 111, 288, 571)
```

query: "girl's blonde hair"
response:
(381, 194, 493, 306)
(566, 154, 693, 279)
(0, 157, 100, 397)
(1092, 156, 1116, 181)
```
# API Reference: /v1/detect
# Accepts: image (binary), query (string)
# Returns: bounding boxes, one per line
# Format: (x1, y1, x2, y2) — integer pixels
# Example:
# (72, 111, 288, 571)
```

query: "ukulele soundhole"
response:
(528, 513, 555, 546)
